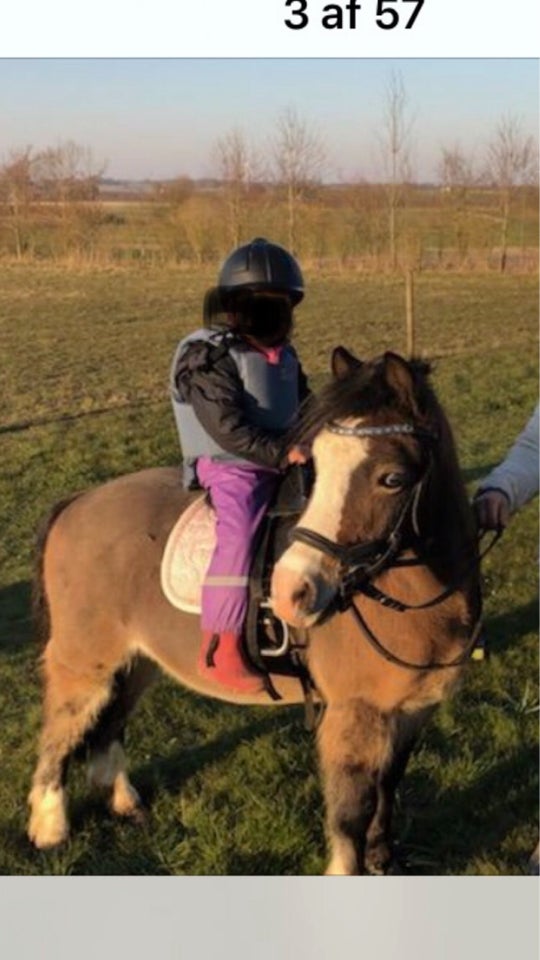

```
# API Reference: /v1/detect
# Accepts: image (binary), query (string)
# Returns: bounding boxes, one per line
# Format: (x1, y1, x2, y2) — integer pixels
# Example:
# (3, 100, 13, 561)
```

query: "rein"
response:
(289, 418, 496, 673)
(348, 601, 484, 672)
(357, 528, 500, 615)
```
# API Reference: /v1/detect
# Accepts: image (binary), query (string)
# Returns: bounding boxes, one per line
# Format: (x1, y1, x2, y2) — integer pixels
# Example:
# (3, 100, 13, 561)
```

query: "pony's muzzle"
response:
(270, 547, 336, 627)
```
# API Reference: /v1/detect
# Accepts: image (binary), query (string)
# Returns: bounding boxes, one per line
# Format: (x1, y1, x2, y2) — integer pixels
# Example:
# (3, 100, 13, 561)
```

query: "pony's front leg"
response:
(318, 700, 390, 875)
(365, 707, 434, 875)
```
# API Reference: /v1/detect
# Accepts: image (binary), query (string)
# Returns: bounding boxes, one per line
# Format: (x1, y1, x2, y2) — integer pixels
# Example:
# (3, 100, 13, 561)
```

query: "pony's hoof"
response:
(28, 823, 69, 850)
(27, 786, 69, 850)
(109, 801, 147, 827)
(365, 846, 392, 876)
(365, 862, 387, 876)
(28, 809, 69, 849)
(365, 849, 404, 876)
(110, 777, 145, 822)
(125, 805, 147, 827)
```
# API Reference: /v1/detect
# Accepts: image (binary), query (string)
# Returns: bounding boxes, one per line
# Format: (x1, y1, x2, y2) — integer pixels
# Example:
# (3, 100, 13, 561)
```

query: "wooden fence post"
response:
(405, 270, 415, 357)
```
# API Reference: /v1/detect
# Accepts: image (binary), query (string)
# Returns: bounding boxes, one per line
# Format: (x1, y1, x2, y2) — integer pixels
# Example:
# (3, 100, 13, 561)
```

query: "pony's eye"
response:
(379, 472, 408, 489)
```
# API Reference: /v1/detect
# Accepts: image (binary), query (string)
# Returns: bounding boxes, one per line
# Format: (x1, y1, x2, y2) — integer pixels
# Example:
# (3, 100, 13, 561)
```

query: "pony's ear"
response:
(331, 346, 363, 380)
(383, 352, 418, 412)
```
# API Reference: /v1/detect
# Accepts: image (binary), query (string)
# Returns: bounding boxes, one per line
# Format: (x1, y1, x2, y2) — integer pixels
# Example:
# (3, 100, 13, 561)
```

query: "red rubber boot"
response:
(198, 631, 265, 694)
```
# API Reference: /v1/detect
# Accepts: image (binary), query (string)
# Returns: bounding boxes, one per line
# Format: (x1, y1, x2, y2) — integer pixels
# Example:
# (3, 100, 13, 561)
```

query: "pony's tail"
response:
(32, 494, 81, 645)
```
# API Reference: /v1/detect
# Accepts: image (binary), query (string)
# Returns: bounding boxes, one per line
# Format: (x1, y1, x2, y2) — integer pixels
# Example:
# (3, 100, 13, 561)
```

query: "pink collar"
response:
(244, 338, 284, 365)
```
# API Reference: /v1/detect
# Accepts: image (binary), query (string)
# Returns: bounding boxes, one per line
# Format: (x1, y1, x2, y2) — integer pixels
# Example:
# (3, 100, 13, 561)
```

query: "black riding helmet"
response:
(204, 238, 304, 327)
(219, 237, 304, 306)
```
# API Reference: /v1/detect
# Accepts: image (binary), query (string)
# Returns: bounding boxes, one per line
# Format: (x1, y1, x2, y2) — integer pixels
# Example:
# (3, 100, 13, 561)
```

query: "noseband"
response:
(289, 419, 492, 672)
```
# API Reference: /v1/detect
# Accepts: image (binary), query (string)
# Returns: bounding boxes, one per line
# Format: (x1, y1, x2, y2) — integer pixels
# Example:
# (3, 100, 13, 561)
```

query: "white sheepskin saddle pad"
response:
(160, 495, 216, 614)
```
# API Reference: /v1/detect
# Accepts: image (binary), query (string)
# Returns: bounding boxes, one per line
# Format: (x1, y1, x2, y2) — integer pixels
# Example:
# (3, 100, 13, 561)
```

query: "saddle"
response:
(161, 465, 314, 693)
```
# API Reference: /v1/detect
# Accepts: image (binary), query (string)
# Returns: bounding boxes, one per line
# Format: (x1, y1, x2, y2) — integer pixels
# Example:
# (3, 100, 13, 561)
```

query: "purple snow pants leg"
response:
(196, 458, 280, 634)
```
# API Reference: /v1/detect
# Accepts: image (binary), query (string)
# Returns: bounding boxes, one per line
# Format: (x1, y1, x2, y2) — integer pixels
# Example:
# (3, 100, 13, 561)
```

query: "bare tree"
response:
(214, 128, 263, 247)
(30, 141, 106, 259)
(0, 147, 34, 259)
(33, 140, 105, 209)
(439, 144, 475, 195)
(273, 106, 326, 252)
(438, 143, 476, 263)
(485, 114, 537, 272)
(378, 72, 414, 271)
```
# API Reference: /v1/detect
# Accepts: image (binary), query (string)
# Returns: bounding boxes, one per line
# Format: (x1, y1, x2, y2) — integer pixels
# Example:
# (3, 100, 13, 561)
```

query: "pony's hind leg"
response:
(28, 644, 113, 849)
(85, 657, 158, 820)
(318, 699, 391, 876)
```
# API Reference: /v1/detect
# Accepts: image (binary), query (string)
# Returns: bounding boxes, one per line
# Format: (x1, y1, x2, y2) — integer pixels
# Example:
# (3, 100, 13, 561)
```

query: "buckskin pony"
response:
(28, 349, 481, 875)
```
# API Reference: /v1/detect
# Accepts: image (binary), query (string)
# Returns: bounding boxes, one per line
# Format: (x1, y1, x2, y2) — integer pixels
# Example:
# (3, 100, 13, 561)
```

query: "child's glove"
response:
(286, 445, 311, 465)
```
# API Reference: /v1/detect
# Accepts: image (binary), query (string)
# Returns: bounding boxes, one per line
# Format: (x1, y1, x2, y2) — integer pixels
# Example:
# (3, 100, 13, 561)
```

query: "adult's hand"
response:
(474, 489, 511, 531)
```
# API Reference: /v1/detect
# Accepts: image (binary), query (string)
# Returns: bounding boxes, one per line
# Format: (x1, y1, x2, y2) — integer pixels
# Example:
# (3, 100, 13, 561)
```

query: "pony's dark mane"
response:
(295, 357, 436, 443)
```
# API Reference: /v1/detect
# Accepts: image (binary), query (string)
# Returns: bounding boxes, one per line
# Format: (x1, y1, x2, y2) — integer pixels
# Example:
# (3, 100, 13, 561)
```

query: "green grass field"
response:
(0, 264, 537, 875)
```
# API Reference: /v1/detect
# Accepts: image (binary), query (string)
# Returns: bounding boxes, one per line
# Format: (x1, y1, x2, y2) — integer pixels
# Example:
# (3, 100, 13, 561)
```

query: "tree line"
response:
(0, 76, 538, 272)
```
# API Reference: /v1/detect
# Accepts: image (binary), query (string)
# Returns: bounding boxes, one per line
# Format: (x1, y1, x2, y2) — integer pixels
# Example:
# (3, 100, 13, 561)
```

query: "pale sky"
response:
(0, 58, 537, 182)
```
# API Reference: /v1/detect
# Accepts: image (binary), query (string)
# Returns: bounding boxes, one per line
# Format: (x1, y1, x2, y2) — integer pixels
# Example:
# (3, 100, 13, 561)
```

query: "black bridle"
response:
(289, 419, 498, 672)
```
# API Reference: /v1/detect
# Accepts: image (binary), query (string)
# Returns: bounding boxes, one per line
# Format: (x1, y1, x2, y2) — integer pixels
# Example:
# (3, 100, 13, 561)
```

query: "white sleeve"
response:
(478, 404, 539, 512)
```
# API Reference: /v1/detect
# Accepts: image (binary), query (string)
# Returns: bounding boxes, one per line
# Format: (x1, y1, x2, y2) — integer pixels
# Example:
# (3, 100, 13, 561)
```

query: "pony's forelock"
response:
(294, 355, 436, 445)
